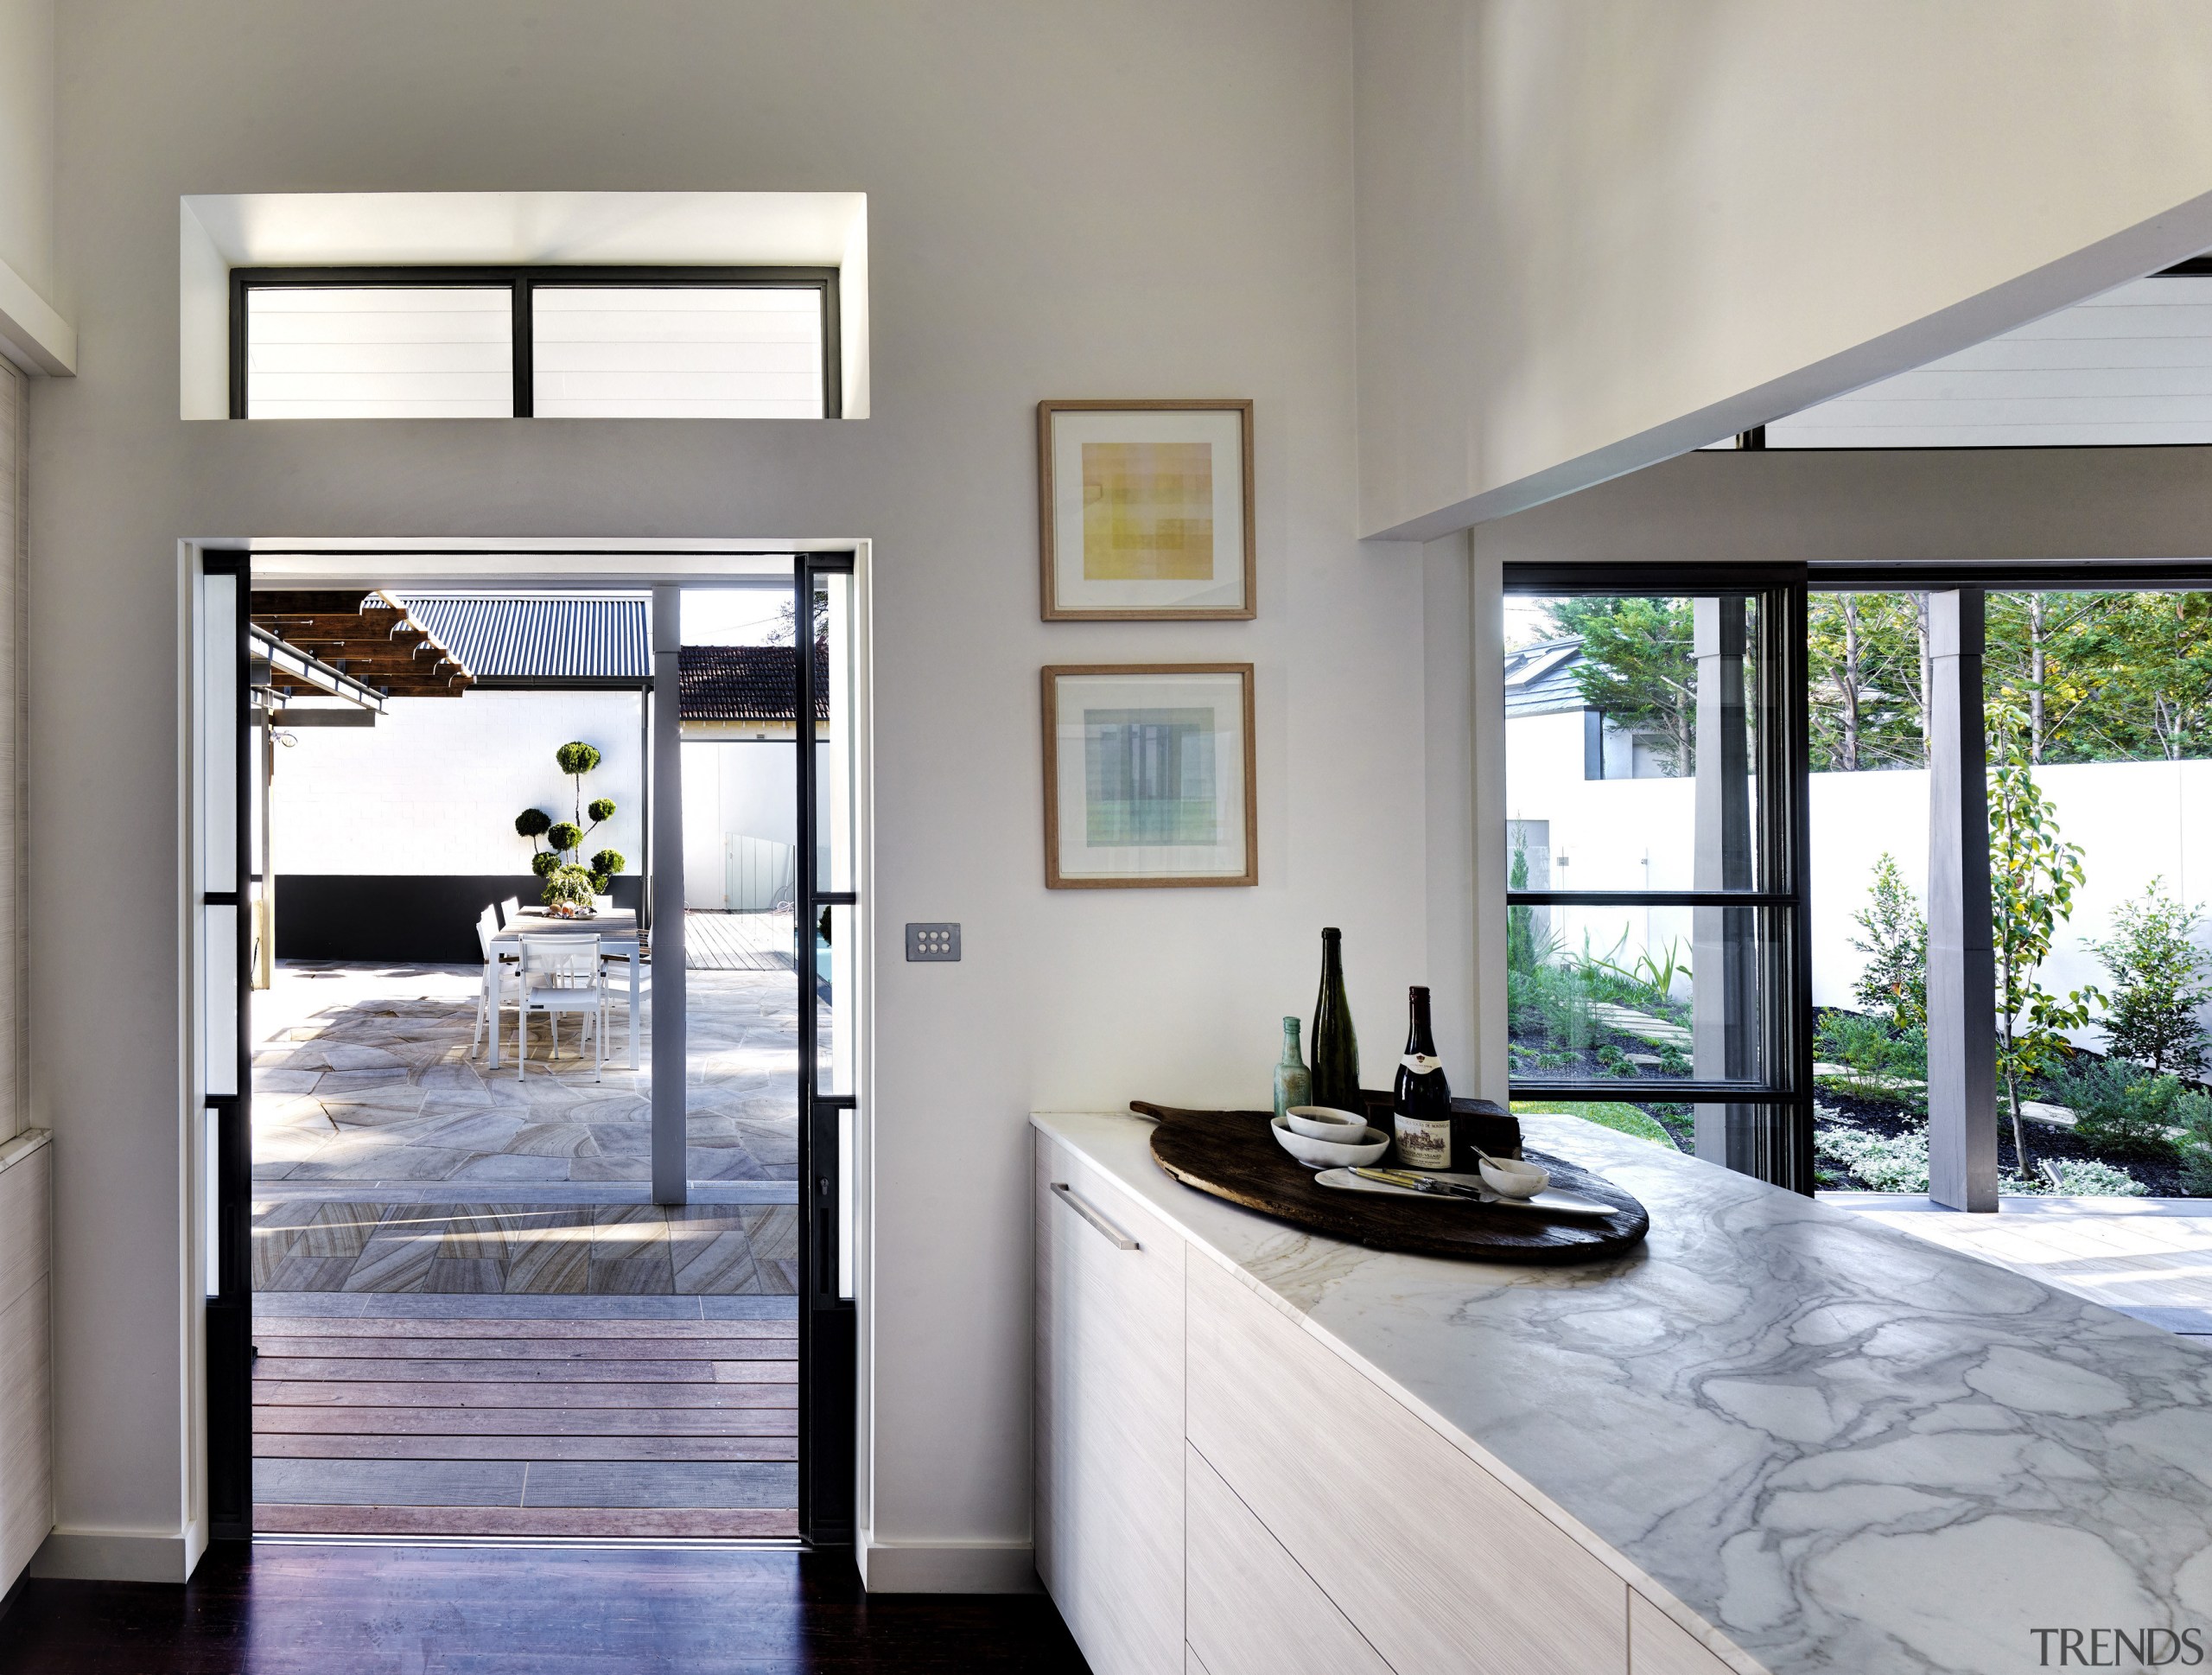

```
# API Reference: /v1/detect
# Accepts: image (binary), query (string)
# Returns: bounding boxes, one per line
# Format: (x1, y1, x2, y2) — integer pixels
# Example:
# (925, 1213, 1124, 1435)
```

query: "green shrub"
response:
(2176, 1092, 2212, 1194)
(546, 820, 583, 854)
(530, 852, 562, 879)
(514, 807, 552, 839)
(1814, 1124, 1930, 1193)
(590, 848, 626, 879)
(587, 797, 617, 824)
(556, 741, 602, 777)
(2046, 1057, 2183, 1161)
(1814, 1011, 1927, 1108)
(2090, 880, 2212, 1078)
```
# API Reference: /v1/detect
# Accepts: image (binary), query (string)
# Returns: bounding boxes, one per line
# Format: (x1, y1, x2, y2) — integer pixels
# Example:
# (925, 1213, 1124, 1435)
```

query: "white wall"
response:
(1505, 719, 2212, 1052)
(0, 0, 54, 303)
(270, 691, 645, 877)
(30, 0, 1428, 1588)
(679, 739, 799, 910)
(1353, 0, 2212, 538)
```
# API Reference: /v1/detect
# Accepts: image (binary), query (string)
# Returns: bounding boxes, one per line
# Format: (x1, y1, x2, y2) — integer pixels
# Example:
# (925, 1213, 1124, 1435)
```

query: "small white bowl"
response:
(1285, 1105, 1368, 1142)
(1272, 1114, 1391, 1169)
(1478, 1156, 1550, 1199)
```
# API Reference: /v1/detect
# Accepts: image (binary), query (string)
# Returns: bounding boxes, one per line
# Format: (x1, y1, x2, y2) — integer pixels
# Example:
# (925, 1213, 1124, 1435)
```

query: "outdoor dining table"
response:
(486, 908, 643, 1069)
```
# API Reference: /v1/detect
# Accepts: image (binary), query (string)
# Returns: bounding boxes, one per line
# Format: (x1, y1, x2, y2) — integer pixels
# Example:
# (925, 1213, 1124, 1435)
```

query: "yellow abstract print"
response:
(1080, 441, 1214, 580)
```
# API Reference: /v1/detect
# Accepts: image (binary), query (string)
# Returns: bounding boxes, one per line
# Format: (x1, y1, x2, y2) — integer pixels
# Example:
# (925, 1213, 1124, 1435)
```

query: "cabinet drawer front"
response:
(1630, 1591, 1747, 1675)
(1035, 1137, 1186, 1675)
(1186, 1254, 1625, 1675)
(1188, 1442, 1392, 1675)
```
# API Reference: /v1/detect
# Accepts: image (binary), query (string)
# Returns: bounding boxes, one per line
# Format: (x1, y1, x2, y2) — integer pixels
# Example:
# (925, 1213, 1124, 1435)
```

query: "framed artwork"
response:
(1038, 399, 1255, 620)
(1042, 663, 1257, 888)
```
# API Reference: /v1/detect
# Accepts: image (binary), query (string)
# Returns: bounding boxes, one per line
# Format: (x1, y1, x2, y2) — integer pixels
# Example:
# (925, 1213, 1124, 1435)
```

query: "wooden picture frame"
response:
(1038, 398, 1256, 621)
(1042, 663, 1257, 888)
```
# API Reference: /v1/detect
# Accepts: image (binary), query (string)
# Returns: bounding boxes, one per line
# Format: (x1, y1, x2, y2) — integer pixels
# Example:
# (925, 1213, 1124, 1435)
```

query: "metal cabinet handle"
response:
(1050, 1181, 1140, 1250)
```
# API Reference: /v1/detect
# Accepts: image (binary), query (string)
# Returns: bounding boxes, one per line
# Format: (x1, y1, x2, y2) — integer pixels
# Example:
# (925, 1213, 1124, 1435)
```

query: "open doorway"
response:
(193, 551, 862, 1543)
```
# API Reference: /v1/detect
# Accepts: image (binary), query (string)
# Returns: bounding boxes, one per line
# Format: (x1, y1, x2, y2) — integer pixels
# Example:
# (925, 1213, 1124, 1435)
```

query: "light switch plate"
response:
(906, 922, 961, 962)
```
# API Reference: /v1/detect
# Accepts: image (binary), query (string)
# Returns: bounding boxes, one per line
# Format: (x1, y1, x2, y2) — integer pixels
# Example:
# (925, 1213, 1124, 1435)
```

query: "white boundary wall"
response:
(1508, 706, 2212, 1046)
(271, 689, 644, 876)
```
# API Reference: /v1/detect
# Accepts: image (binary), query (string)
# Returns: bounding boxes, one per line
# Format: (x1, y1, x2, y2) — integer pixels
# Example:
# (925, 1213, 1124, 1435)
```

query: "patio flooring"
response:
(252, 1294, 798, 1537)
(1825, 1191, 2212, 1334)
(251, 960, 798, 1188)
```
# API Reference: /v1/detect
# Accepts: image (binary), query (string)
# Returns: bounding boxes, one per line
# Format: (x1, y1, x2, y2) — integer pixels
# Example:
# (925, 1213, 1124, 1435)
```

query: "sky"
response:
(681, 585, 790, 645)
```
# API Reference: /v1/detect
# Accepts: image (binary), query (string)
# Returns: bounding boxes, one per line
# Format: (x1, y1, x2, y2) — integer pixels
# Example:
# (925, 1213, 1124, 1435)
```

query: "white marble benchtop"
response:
(1033, 1108, 2212, 1675)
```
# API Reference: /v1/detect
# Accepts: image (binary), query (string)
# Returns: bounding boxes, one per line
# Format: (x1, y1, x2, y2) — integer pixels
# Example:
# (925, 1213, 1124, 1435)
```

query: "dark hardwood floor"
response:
(0, 1543, 1090, 1674)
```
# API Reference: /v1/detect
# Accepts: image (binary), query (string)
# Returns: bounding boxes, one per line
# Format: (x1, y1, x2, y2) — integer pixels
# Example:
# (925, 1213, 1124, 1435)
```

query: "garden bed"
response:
(1815, 1086, 2199, 1196)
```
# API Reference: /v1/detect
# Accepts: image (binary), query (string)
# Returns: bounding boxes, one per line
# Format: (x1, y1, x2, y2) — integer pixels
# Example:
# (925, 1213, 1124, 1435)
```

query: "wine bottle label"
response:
(1401, 1054, 1443, 1075)
(1394, 1113, 1452, 1169)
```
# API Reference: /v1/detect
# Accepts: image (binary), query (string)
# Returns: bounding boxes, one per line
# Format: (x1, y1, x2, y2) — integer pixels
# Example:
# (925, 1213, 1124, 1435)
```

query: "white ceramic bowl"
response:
(1272, 1114, 1391, 1169)
(1478, 1156, 1550, 1199)
(1284, 1105, 1369, 1142)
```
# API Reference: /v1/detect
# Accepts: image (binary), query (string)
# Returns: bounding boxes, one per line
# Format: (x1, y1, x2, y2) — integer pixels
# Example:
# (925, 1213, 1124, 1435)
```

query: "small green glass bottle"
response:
(1273, 1016, 1312, 1122)
(1309, 927, 1362, 1118)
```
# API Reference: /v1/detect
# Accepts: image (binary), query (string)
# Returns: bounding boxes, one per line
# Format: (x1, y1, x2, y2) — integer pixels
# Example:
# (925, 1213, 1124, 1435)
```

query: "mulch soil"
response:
(1816, 1087, 2197, 1196)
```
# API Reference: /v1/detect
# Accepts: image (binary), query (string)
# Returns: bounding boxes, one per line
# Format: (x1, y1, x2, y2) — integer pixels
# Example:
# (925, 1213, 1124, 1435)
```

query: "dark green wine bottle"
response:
(1309, 927, 1362, 1118)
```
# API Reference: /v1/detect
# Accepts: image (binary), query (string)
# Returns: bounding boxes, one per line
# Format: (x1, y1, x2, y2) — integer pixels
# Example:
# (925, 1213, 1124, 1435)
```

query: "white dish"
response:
(1313, 1167, 1618, 1219)
(1285, 1105, 1368, 1142)
(1271, 1115, 1391, 1169)
(1478, 1156, 1550, 1199)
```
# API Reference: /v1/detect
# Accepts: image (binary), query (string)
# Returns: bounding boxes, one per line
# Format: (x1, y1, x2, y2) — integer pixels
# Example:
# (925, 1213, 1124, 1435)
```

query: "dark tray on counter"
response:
(1136, 1099, 1650, 1265)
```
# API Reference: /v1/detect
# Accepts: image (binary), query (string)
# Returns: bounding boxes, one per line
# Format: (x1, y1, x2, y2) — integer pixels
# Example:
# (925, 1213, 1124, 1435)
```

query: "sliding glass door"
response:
(1502, 566, 1813, 1190)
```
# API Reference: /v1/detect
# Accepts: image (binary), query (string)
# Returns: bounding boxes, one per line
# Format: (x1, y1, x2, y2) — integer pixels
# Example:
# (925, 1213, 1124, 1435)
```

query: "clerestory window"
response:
(231, 266, 838, 420)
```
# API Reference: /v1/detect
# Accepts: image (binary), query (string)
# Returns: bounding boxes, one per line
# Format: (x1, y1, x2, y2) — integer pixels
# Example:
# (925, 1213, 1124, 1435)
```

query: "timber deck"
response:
(253, 1301, 798, 1536)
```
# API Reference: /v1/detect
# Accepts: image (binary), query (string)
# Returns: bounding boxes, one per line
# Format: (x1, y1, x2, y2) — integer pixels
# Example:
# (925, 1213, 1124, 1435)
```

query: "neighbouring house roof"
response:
(679, 643, 830, 723)
(1503, 635, 1587, 719)
(399, 595, 651, 684)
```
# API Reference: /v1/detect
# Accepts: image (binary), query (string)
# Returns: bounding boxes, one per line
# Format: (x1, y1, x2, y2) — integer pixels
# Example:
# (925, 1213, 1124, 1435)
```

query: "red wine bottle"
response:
(1392, 986, 1452, 1170)
(1309, 928, 1362, 1120)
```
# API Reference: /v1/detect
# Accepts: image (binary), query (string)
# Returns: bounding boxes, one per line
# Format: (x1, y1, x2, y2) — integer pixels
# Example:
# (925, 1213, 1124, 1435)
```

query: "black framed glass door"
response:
(1501, 564, 1813, 1190)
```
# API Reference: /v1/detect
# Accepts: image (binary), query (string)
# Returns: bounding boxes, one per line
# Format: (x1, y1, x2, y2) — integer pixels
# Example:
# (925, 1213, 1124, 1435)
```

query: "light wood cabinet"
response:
(1185, 1252, 1627, 1674)
(1033, 1136, 1186, 1675)
(1186, 1442, 1393, 1675)
(0, 1134, 51, 1592)
(1631, 1590, 1740, 1675)
(1033, 1135, 1754, 1675)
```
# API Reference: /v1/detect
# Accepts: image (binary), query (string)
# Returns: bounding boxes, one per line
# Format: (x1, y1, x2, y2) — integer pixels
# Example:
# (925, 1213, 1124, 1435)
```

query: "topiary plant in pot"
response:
(514, 742, 627, 902)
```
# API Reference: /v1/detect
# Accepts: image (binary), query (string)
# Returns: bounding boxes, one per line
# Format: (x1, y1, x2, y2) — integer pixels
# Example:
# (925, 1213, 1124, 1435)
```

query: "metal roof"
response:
(679, 644, 829, 723)
(398, 595, 649, 684)
(1503, 635, 1588, 719)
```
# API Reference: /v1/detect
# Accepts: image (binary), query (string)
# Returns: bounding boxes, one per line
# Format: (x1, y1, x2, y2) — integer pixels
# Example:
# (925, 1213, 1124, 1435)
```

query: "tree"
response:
(1987, 705, 2098, 1169)
(1808, 594, 1923, 771)
(1849, 854, 1927, 1025)
(1545, 597, 1696, 774)
(2065, 591, 2212, 763)
(2090, 879, 2212, 1077)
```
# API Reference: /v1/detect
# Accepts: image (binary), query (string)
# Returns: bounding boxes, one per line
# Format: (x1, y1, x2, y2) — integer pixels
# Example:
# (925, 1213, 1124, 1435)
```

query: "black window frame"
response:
(1502, 562, 1815, 1193)
(228, 264, 842, 422)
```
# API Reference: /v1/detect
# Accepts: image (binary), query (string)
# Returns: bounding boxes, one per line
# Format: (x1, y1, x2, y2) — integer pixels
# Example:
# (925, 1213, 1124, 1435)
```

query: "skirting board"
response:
(30, 1524, 204, 1584)
(856, 1535, 1037, 1594)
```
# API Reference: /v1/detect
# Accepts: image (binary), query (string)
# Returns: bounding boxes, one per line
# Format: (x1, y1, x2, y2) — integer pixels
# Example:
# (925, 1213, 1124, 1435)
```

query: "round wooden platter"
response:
(1135, 1102, 1649, 1265)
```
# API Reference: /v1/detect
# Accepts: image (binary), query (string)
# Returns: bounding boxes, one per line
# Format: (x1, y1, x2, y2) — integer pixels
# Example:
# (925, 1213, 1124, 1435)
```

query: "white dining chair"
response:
(467, 907, 518, 1059)
(517, 934, 606, 1081)
(591, 895, 614, 914)
(499, 896, 524, 927)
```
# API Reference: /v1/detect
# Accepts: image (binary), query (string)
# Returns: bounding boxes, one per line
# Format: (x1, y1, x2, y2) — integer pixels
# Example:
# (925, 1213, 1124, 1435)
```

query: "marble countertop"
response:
(1033, 1109, 2212, 1675)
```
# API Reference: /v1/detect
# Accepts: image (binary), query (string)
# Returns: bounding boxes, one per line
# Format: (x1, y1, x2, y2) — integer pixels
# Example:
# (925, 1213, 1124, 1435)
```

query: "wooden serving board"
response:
(1136, 1101, 1649, 1265)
